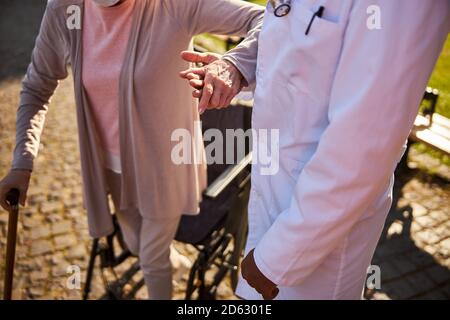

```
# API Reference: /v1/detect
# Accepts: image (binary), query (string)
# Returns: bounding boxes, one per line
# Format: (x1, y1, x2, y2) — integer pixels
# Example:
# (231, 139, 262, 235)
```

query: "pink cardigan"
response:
(13, 0, 263, 237)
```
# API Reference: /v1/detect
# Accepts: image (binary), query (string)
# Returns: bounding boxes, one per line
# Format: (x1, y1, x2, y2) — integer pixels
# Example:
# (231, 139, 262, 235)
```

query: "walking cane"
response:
(3, 188, 20, 300)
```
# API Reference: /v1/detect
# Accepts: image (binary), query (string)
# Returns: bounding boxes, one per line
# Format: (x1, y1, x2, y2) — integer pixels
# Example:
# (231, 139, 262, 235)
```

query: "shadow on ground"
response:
(365, 166, 450, 300)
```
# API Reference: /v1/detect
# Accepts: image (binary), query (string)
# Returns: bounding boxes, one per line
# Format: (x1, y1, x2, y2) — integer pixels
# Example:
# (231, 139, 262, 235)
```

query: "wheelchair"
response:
(82, 104, 252, 300)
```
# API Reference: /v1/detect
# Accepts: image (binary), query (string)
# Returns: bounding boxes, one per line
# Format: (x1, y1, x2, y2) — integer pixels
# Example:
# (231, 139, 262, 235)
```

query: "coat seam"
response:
(332, 235, 349, 299)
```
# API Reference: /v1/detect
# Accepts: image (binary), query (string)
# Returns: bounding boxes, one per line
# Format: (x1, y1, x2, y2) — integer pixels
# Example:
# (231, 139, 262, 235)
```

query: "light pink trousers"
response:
(105, 170, 180, 300)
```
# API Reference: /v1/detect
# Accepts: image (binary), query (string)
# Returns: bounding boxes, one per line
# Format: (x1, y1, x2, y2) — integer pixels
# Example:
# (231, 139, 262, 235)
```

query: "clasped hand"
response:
(179, 51, 245, 113)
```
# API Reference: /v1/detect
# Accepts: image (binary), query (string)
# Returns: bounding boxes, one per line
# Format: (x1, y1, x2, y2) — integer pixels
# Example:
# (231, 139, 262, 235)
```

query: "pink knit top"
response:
(82, 0, 135, 173)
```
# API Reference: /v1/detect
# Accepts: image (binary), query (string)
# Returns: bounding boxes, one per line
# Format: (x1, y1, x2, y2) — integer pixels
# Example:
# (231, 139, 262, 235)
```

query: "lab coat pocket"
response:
(291, 2, 341, 37)
(288, 1, 344, 68)
(283, 2, 345, 135)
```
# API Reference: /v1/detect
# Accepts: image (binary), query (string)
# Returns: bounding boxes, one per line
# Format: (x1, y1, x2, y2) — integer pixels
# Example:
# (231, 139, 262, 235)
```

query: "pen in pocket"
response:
(305, 6, 325, 35)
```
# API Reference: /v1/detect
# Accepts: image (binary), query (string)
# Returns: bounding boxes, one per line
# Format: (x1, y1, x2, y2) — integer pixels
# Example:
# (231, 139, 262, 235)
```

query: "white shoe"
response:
(170, 245, 192, 284)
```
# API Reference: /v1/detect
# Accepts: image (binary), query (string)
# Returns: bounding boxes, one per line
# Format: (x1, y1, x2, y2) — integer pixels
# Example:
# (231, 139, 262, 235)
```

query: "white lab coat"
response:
(234, 0, 450, 299)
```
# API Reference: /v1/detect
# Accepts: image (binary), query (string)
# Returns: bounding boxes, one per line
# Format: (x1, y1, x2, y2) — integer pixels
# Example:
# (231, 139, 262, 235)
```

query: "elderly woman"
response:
(0, 0, 263, 299)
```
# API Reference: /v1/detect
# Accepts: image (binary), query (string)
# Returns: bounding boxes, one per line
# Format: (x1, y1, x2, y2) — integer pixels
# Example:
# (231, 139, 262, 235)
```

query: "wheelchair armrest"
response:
(204, 152, 252, 199)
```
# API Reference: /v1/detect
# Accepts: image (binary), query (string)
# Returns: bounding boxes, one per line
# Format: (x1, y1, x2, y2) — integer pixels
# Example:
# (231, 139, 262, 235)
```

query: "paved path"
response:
(0, 0, 449, 300)
(365, 160, 450, 300)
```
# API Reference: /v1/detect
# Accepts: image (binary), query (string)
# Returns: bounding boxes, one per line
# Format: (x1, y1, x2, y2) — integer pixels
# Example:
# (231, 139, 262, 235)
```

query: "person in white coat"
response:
(180, 0, 450, 299)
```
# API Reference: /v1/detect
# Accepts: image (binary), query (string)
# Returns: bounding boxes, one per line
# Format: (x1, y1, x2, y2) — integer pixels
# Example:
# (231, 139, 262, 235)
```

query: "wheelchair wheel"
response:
(83, 215, 139, 300)
(184, 218, 248, 300)
(184, 230, 233, 300)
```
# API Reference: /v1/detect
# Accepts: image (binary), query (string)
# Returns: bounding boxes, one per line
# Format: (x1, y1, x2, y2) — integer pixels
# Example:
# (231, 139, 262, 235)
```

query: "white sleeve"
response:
(253, 0, 450, 286)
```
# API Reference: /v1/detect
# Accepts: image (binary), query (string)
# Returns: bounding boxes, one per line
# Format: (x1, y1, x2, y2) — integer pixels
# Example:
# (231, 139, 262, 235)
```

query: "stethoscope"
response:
(270, 0, 326, 35)
(269, 0, 292, 17)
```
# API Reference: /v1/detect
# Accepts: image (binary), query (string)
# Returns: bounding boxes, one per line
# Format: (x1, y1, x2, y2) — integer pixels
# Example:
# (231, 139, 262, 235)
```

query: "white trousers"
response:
(105, 170, 181, 300)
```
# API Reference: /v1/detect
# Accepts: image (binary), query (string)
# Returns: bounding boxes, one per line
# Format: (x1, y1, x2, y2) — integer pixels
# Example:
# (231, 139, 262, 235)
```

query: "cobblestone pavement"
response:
(0, 1, 449, 300)
(364, 157, 450, 300)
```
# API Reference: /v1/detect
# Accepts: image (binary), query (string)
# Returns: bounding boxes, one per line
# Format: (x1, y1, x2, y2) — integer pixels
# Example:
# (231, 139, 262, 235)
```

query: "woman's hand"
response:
(0, 169, 31, 211)
(179, 51, 245, 113)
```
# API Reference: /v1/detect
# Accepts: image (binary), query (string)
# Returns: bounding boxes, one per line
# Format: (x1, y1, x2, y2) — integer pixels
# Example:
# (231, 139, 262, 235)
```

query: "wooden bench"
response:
(400, 87, 450, 171)
(411, 113, 450, 155)
(410, 87, 450, 155)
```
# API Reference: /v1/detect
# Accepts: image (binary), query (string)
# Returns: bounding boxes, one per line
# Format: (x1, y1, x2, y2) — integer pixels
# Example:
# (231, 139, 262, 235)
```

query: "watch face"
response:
(275, 4, 291, 17)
